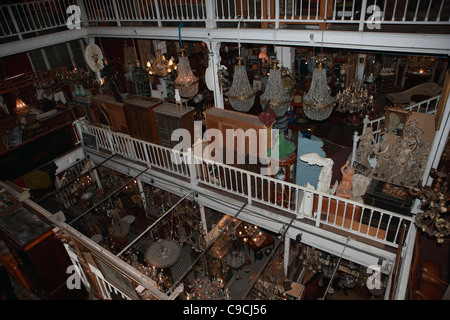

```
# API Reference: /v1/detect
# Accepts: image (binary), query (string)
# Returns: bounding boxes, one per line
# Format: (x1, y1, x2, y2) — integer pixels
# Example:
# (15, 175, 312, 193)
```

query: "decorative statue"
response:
(352, 174, 371, 201)
(299, 152, 337, 194)
(357, 127, 375, 175)
(101, 58, 123, 102)
(371, 134, 392, 180)
(336, 161, 355, 199)
(389, 138, 412, 185)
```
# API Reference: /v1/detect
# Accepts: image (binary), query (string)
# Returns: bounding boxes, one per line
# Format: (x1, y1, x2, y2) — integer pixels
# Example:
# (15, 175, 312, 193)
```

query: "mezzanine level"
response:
(1, 0, 449, 58)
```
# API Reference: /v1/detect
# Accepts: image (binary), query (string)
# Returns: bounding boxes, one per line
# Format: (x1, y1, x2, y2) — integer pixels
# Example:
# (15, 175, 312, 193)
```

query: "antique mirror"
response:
(383, 107, 411, 136)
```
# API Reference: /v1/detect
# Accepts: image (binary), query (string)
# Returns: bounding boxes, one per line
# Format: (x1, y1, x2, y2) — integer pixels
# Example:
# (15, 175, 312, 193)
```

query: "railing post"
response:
(275, 0, 280, 29)
(358, 0, 368, 31)
(111, 0, 122, 27)
(77, 0, 90, 27)
(187, 148, 198, 186)
(362, 114, 369, 134)
(153, 0, 163, 27)
(315, 194, 322, 227)
(6, 5, 23, 40)
(246, 174, 252, 205)
(351, 131, 359, 167)
(204, 0, 216, 28)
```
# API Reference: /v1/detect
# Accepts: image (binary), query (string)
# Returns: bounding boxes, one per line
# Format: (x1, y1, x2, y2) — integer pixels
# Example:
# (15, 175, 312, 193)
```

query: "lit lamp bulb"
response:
(14, 97, 31, 124)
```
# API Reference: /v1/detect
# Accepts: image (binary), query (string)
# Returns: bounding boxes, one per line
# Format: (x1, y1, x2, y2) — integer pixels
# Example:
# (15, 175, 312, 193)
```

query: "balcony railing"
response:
(74, 119, 414, 251)
(1, 0, 449, 41)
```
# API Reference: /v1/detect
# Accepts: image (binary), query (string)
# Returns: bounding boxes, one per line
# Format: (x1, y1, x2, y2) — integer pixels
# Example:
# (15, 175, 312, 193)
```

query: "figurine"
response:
(389, 138, 412, 185)
(299, 152, 337, 194)
(357, 127, 375, 175)
(371, 134, 392, 180)
(336, 161, 355, 199)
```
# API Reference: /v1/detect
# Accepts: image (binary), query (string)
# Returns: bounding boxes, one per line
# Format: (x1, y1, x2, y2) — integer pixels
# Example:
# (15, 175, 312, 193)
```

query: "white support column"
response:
(275, 45, 295, 70)
(284, 235, 290, 276)
(206, 41, 224, 108)
(423, 92, 450, 186)
(204, 0, 216, 29)
(137, 179, 147, 210)
(199, 205, 210, 244)
(90, 160, 103, 191)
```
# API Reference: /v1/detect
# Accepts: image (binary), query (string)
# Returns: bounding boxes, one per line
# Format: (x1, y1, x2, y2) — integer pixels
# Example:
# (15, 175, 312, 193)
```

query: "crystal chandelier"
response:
(260, 59, 292, 118)
(303, 59, 335, 121)
(146, 49, 176, 78)
(174, 48, 199, 98)
(336, 80, 374, 114)
(228, 57, 256, 112)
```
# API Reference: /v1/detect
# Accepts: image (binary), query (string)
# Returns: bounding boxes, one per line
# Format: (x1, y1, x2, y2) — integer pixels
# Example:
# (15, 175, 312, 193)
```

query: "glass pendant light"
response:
(228, 57, 256, 112)
(174, 48, 199, 98)
(260, 59, 292, 118)
(303, 59, 335, 121)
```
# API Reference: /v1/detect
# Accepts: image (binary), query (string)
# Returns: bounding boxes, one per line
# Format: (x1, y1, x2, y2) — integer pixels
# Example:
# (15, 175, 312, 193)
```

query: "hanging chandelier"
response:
(227, 57, 256, 112)
(146, 49, 176, 78)
(260, 59, 292, 118)
(303, 59, 335, 121)
(336, 80, 374, 114)
(174, 48, 199, 98)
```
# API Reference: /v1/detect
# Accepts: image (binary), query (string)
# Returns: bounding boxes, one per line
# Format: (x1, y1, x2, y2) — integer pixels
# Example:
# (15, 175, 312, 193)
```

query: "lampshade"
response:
(147, 49, 176, 78)
(303, 60, 335, 121)
(260, 60, 292, 117)
(174, 49, 199, 98)
(14, 97, 30, 116)
(228, 57, 256, 112)
(259, 47, 269, 61)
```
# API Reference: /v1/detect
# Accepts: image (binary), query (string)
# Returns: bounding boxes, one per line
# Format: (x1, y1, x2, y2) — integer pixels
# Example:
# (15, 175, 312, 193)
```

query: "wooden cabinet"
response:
(153, 102, 195, 148)
(204, 108, 270, 158)
(124, 96, 163, 144)
(0, 203, 87, 299)
(89, 94, 129, 134)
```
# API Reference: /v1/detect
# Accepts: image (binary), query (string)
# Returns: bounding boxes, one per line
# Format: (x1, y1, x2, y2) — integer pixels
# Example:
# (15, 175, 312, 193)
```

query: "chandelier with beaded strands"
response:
(260, 59, 292, 118)
(174, 48, 199, 98)
(303, 57, 335, 121)
(227, 19, 256, 112)
(174, 21, 199, 98)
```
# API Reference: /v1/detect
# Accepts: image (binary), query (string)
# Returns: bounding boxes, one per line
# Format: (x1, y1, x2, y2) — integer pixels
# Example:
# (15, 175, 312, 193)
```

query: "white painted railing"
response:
(0, 0, 75, 40)
(1, 0, 449, 40)
(64, 242, 134, 300)
(75, 120, 413, 249)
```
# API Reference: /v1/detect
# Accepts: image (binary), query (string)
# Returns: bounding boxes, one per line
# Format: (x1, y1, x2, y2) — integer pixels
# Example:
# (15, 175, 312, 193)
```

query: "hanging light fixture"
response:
(227, 19, 256, 112)
(175, 48, 199, 98)
(14, 97, 31, 124)
(303, 58, 335, 121)
(260, 59, 292, 118)
(228, 57, 256, 112)
(336, 79, 374, 114)
(146, 49, 176, 78)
